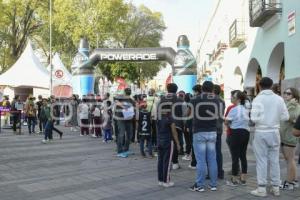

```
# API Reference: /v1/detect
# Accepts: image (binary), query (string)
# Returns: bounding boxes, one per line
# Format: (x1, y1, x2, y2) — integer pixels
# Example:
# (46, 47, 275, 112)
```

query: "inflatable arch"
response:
(71, 35, 197, 96)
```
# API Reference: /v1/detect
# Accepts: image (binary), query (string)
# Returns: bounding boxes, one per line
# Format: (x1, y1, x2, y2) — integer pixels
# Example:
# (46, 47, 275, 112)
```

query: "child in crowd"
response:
(92, 105, 102, 138)
(137, 103, 153, 158)
(157, 112, 181, 188)
(102, 100, 113, 143)
(79, 98, 89, 136)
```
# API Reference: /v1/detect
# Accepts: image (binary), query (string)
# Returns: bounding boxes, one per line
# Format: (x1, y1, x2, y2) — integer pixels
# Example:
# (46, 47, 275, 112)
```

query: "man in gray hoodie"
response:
(250, 77, 289, 197)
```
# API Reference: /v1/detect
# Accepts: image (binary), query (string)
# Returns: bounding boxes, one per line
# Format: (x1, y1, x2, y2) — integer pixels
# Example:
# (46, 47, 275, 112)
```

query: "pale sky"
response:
(130, 0, 214, 55)
(130, 0, 214, 78)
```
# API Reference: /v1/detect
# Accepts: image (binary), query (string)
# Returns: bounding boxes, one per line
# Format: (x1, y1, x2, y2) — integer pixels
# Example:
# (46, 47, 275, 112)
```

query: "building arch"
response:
(267, 42, 284, 84)
(244, 58, 262, 98)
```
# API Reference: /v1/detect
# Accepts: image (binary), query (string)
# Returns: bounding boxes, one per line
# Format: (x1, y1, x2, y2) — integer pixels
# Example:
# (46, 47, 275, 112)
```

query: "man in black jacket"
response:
(189, 81, 221, 192)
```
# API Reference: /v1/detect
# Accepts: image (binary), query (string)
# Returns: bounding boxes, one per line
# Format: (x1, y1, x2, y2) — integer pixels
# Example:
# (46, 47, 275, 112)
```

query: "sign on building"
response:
(288, 11, 296, 36)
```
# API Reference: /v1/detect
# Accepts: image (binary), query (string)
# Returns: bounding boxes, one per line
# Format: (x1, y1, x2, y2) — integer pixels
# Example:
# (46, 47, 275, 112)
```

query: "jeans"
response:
(27, 117, 36, 134)
(227, 129, 250, 176)
(193, 131, 217, 187)
(117, 120, 133, 153)
(44, 121, 52, 140)
(103, 129, 112, 142)
(253, 130, 281, 187)
(140, 135, 153, 155)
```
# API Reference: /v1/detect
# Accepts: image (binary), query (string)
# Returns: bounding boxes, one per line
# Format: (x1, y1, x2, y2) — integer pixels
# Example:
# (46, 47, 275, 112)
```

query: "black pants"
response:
(183, 125, 192, 155)
(216, 132, 224, 178)
(227, 129, 250, 176)
(12, 113, 20, 132)
(190, 130, 197, 167)
(151, 119, 157, 147)
(158, 142, 173, 183)
(80, 119, 89, 135)
(172, 128, 182, 164)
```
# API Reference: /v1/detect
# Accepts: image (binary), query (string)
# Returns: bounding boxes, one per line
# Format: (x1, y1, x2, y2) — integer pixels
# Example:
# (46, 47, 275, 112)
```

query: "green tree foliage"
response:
(99, 5, 166, 85)
(0, 0, 166, 84)
(0, 0, 46, 72)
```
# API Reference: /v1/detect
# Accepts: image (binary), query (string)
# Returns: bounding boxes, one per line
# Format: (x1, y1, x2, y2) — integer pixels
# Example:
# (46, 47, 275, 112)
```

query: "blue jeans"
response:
(193, 131, 217, 187)
(117, 120, 133, 153)
(140, 135, 153, 155)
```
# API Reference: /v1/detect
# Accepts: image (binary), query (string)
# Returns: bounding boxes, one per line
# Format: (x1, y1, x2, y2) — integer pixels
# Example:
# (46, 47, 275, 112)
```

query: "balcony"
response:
(229, 19, 246, 48)
(249, 0, 282, 27)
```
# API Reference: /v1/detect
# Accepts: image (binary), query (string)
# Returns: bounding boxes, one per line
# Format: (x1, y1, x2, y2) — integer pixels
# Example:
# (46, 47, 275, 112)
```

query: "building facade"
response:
(197, 0, 300, 104)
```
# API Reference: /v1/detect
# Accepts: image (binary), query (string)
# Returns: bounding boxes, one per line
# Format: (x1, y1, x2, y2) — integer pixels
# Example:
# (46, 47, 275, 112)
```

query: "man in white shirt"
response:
(250, 77, 289, 197)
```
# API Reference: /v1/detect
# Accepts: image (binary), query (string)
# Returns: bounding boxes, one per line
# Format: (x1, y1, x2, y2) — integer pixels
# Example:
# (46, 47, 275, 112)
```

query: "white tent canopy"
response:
(0, 41, 50, 89)
(47, 53, 72, 86)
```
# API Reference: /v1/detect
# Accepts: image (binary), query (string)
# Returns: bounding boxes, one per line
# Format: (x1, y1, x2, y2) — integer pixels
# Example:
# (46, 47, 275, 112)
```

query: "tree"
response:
(98, 4, 166, 86)
(0, 0, 46, 72)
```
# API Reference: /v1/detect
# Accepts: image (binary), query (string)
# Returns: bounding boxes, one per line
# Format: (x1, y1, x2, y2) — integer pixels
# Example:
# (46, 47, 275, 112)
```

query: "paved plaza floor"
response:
(0, 125, 300, 200)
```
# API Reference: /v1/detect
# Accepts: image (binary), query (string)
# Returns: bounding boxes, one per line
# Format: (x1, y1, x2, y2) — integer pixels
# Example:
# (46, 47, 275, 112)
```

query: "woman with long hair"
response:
(280, 87, 300, 190)
(225, 90, 250, 186)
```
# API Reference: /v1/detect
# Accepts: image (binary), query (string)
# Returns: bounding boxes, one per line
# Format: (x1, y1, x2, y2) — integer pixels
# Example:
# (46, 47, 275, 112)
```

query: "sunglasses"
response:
(284, 92, 292, 96)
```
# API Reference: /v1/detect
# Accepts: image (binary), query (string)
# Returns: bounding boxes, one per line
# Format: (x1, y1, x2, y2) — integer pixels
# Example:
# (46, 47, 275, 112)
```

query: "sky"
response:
(130, 0, 214, 55)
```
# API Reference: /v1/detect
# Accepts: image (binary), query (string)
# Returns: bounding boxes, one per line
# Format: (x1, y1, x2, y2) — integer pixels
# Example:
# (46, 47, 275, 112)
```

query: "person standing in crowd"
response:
(279, 87, 300, 190)
(293, 115, 300, 137)
(250, 77, 289, 197)
(25, 95, 37, 134)
(36, 95, 43, 134)
(52, 97, 60, 125)
(70, 94, 79, 132)
(102, 100, 113, 143)
(177, 90, 185, 155)
(146, 89, 158, 153)
(225, 91, 250, 186)
(10, 95, 21, 133)
(91, 104, 102, 138)
(41, 98, 52, 143)
(189, 81, 220, 192)
(114, 88, 136, 158)
(158, 83, 184, 170)
(188, 84, 202, 170)
(79, 97, 90, 136)
(213, 84, 225, 180)
(156, 84, 181, 188)
(182, 93, 193, 161)
(137, 102, 153, 158)
(2, 96, 10, 127)
(225, 90, 240, 174)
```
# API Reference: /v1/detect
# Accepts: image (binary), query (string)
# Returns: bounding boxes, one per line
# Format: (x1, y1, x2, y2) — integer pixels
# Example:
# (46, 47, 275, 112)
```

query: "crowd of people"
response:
(1, 76, 300, 197)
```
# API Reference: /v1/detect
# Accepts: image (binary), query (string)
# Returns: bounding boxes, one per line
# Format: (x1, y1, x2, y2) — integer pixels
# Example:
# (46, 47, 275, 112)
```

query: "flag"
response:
(165, 73, 172, 85)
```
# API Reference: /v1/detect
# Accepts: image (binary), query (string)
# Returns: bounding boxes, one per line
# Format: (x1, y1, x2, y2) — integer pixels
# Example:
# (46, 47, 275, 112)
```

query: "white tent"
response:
(0, 41, 50, 89)
(47, 53, 72, 86)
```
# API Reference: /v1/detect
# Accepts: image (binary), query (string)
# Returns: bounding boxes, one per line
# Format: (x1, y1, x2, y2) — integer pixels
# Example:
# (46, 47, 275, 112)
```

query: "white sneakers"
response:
(182, 155, 191, 161)
(41, 139, 48, 144)
(250, 187, 267, 197)
(270, 186, 280, 196)
(158, 181, 174, 187)
(251, 186, 280, 197)
(162, 182, 174, 188)
(172, 163, 180, 170)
